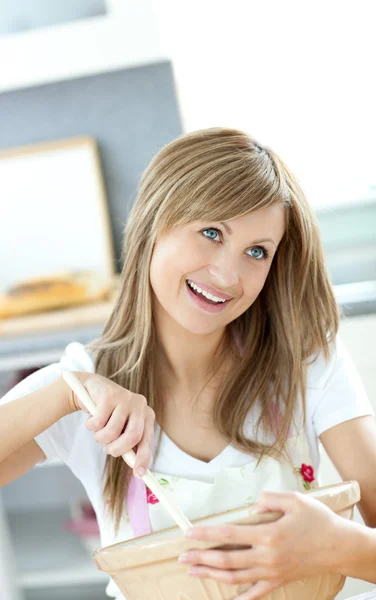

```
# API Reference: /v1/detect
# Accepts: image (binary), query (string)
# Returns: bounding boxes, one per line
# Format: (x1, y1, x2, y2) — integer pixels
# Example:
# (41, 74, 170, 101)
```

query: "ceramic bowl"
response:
(94, 480, 360, 600)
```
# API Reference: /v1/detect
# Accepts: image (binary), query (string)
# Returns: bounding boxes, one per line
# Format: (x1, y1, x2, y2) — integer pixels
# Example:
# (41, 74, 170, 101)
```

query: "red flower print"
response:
(146, 487, 159, 504)
(301, 464, 315, 483)
(294, 463, 315, 491)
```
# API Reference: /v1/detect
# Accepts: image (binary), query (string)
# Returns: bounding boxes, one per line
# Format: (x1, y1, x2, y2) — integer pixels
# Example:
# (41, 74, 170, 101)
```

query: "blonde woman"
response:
(1, 128, 375, 600)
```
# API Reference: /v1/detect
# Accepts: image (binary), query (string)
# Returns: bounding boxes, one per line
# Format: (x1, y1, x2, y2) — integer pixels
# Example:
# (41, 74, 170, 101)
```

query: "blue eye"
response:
(247, 246, 267, 260)
(202, 228, 221, 242)
(201, 227, 269, 261)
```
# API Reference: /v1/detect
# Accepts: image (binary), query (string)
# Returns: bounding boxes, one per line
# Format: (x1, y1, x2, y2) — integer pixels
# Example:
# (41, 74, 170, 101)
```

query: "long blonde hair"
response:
(88, 127, 339, 528)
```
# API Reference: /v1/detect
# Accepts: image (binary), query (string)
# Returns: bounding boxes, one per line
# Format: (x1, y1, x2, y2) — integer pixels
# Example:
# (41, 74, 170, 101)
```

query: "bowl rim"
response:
(94, 480, 360, 572)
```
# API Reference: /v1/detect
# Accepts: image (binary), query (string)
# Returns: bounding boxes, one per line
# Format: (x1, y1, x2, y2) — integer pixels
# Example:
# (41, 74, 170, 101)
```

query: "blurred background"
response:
(0, 1, 375, 599)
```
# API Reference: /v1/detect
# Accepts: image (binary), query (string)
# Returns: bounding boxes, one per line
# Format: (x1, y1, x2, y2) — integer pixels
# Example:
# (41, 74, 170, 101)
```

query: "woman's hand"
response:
(68, 372, 155, 478)
(179, 490, 347, 600)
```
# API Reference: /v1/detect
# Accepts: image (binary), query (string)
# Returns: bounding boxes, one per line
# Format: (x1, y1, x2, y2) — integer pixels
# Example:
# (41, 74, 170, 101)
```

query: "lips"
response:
(185, 280, 231, 314)
(186, 281, 222, 305)
(186, 279, 233, 301)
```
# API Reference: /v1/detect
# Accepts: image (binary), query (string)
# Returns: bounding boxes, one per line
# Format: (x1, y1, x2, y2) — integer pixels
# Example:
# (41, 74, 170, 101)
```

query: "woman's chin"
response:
(175, 316, 227, 337)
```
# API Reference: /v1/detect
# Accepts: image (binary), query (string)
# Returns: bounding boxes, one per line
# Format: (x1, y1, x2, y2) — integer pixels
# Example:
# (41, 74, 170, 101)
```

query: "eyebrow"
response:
(219, 222, 277, 248)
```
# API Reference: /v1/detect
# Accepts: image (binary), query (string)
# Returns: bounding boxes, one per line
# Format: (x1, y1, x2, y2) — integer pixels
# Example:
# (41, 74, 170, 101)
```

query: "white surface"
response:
(0, 0, 166, 92)
(35, 457, 63, 469)
(2, 1, 375, 212)
(347, 592, 376, 600)
(334, 281, 376, 306)
(0, 138, 114, 292)
(152, 0, 376, 209)
(0, 0, 107, 35)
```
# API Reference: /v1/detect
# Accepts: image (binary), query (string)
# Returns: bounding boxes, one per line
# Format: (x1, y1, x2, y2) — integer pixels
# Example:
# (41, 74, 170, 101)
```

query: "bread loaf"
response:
(0, 271, 113, 319)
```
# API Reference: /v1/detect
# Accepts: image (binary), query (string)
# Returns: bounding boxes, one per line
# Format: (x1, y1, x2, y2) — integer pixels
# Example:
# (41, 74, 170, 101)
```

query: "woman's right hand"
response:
(66, 372, 155, 478)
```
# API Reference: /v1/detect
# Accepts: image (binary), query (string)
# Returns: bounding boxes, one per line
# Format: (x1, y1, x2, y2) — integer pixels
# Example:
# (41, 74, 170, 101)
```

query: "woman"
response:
(1, 128, 375, 600)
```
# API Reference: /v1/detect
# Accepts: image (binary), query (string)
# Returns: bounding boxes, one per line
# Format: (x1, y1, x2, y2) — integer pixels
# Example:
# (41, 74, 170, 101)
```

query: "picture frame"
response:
(0, 135, 116, 292)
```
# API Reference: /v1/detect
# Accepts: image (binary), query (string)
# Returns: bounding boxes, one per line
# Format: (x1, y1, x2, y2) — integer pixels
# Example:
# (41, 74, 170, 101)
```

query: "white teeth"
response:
(187, 280, 227, 303)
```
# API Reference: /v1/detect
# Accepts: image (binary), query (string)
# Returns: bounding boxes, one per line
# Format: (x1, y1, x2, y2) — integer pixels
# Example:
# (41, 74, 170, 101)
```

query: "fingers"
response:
(103, 398, 148, 458)
(133, 407, 156, 476)
(93, 404, 128, 445)
(81, 376, 156, 466)
(86, 398, 113, 432)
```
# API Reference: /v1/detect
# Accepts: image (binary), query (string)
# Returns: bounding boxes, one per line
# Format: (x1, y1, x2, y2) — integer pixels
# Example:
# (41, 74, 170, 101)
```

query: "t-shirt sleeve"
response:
(0, 342, 95, 465)
(307, 335, 374, 437)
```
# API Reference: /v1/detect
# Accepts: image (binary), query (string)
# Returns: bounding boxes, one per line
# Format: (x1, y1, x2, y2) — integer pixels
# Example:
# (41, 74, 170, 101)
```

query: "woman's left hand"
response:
(178, 490, 346, 600)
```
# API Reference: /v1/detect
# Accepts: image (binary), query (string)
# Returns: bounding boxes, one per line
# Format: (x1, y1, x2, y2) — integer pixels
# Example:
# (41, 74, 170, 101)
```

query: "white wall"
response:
(0, 0, 166, 92)
(153, 0, 376, 209)
(2, 0, 375, 210)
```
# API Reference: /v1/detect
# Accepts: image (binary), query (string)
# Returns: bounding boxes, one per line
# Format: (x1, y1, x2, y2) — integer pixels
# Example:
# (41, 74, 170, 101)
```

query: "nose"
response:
(208, 252, 239, 290)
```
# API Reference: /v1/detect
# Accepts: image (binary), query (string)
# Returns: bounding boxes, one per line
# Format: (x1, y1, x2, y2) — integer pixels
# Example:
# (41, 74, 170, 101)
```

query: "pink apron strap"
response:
(127, 476, 152, 538)
(269, 401, 283, 436)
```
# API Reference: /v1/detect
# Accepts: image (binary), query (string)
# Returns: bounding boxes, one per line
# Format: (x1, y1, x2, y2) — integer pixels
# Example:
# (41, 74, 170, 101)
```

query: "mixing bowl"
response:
(94, 480, 360, 600)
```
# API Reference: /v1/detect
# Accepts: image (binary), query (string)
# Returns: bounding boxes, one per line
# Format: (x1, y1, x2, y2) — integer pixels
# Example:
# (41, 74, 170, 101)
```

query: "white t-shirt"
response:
(1, 335, 373, 489)
(0, 336, 373, 597)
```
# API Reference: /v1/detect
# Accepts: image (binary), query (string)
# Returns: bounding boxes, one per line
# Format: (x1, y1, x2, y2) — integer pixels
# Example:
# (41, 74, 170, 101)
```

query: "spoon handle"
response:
(62, 370, 192, 533)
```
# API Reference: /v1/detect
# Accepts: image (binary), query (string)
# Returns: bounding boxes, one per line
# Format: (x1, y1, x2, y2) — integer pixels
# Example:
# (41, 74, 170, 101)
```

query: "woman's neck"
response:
(155, 318, 231, 397)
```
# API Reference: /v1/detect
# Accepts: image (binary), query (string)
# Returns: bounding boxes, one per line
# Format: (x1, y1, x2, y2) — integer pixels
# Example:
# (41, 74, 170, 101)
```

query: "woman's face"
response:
(149, 204, 286, 335)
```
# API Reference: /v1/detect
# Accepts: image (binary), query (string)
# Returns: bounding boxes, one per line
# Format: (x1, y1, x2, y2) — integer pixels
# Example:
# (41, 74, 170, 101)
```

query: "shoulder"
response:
(305, 334, 350, 390)
(305, 334, 373, 436)
(0, 342, 95, 405)
(60, 342, 96, 374)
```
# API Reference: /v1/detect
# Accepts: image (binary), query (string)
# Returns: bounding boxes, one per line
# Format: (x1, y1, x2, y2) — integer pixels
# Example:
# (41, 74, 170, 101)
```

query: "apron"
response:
(102, 427, 318, 600)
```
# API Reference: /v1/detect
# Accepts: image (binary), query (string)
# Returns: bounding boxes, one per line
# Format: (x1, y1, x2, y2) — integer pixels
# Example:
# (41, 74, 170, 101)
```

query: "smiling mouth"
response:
(185, 280, 230, 305)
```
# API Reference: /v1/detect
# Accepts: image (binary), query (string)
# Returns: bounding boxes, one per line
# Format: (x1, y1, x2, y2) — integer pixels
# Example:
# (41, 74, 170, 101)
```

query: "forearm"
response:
(0, 374, 77, 464)
(336, 518, 376, 583)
